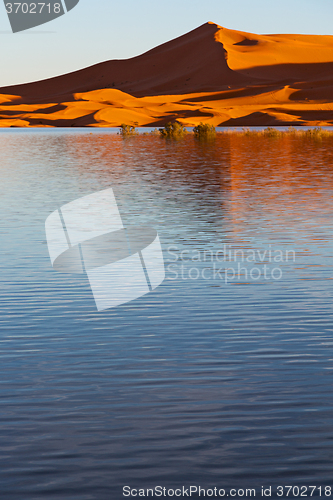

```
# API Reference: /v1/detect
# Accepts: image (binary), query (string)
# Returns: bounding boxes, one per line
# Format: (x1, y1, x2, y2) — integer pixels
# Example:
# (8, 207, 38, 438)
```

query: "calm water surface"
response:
(1, 130, 333, 499)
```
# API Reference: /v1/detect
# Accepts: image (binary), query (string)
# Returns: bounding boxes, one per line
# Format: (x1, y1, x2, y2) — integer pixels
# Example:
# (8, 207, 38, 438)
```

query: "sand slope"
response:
(1, 22, 333, 127)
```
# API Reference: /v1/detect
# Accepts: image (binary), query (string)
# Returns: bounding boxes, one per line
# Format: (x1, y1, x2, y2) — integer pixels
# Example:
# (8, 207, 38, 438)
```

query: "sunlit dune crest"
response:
(1, 22, 333, 127)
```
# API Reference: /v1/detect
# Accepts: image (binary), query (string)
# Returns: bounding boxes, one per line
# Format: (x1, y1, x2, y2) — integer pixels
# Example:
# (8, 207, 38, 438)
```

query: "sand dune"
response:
(1, 22, 333, 127)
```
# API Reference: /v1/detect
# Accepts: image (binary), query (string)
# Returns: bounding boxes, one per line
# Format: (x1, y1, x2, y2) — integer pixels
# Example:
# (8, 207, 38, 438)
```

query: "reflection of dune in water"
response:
(227, 134, 333, 250)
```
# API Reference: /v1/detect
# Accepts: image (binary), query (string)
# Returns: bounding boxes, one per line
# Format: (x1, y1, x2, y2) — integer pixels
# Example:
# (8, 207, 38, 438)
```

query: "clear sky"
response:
(1, 0, 333, 87)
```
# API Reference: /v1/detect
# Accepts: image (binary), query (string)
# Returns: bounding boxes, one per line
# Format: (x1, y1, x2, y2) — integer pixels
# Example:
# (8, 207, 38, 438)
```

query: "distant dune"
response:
(1, 22, 333, 127)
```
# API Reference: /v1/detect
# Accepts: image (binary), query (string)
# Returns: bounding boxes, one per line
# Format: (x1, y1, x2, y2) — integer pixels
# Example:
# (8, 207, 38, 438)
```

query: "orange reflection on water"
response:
(226, 133, 333, 246)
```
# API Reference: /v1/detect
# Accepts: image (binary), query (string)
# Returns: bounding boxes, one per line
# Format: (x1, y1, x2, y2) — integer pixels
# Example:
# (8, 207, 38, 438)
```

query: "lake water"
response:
(1, 130, 333, 499)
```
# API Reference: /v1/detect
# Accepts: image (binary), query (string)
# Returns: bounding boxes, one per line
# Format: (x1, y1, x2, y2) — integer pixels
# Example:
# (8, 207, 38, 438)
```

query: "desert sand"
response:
(1, 22, 333, 127)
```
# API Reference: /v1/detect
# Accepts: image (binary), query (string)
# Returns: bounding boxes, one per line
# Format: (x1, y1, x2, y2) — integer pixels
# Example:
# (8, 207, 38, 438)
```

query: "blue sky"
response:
(0, 0, 333, 87)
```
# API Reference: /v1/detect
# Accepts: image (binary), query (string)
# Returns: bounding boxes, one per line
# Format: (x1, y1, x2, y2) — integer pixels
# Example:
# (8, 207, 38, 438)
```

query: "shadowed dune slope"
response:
(1, 22, 333, 127)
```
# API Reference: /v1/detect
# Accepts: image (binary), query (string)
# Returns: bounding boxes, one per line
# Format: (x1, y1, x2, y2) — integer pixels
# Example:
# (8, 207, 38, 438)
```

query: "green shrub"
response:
(225, 126, 333, 139)
(150, 128, 160, 135)
(263, 127, 283, 137)
(302, 127, 331, 138)
(119, 123, 138, 136)
(241, 127, 282, 137)
(159, 121, 187, 139)
(193, 123, 216, 140)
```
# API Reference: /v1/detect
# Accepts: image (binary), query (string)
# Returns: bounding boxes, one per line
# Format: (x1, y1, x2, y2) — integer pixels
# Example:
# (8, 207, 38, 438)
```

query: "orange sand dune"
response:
(1, 22, 333, 127)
